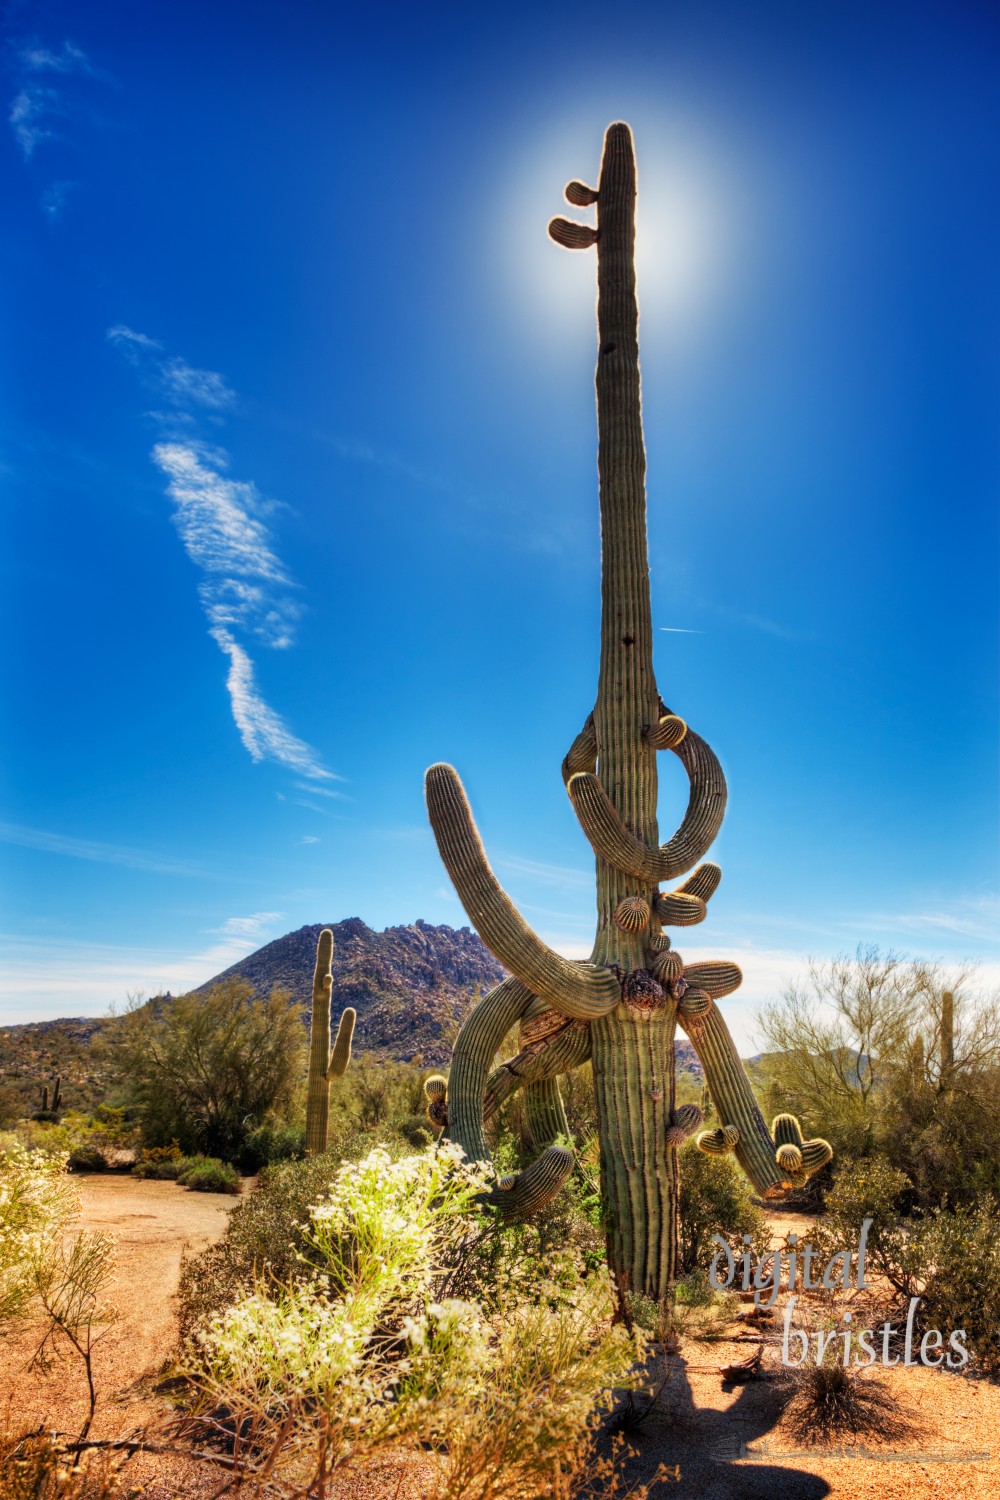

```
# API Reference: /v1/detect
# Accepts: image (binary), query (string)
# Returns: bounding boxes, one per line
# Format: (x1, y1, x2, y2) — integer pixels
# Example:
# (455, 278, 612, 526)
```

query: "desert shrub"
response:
(179, 1146, 389, 1333)
(181, 1143, 642, 1499)
(67, 1143, 109, 1174)
(807, 1157, 913, 1294)
(0, 1431, 124, 1500)
(677, 1137, 768, 1274)
(0, 1086, 22, 1130)
(111, 981, 304, 1160)
(236, 1121, 306, 1175)
(784, 1360, 916, 1445)
(176, 1157, 241, 1194)
(881, 1067, 1000, 1208)
(132, 1142, 184, 1179)
(0, 1142, 75, 1322)
(908, 1200, 1000, 1374)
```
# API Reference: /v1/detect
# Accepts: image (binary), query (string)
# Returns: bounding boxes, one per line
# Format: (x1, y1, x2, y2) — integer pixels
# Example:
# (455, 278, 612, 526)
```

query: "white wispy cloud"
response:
(8, 39, 111, 208)
(497, 853, 592, 889)
(211, 628, 332, 780)
(19, 41, 96, 76)
(162, 357, 237, 411)
(297, 835, 320, 845)
(108, 329, 338, 782)
(0, 919, 291, 1024)
(0, 821, 210, 878)
(293, 781, 348, 797)
(153, 443, 290, 587)
(106, 325, 162, 360)
(213, 912, 284, 940)
(659, 626, 703, 634)
(9, 85, 57, 157)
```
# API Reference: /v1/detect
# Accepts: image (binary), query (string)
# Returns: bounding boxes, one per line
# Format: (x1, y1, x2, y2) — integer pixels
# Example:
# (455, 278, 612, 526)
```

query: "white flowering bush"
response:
(0, 1140, 76, 1322)
(182, 1143, 643, 1498)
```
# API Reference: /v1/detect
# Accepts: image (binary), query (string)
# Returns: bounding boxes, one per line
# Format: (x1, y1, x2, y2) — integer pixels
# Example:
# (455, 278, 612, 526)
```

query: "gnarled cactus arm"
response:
(566, 728, 727, 882)
(445, 978, 584, 1221)
(483, 1017, 592, 1122)
(447, 976, 536, 1163)
(561, 714, 597, 785)
(426, 763, 620, 1019)
(524, 1077, 570, 1150)
(481, 1144, 575, 1219)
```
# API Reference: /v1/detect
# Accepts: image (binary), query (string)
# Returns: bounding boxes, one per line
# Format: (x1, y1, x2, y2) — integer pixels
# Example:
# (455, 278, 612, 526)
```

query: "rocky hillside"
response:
(196, 917, 506, 1065)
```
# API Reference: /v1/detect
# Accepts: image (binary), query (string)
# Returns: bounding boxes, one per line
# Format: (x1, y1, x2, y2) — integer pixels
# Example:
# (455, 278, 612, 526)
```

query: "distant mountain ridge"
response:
(0, 919, 704, 1101)
(197, 917, 506, 1064)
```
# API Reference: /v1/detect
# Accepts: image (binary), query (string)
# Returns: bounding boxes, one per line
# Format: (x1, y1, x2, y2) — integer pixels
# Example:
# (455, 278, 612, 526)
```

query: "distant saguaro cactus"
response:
(305, 928, 356, 1155)
(424, 123, 831, 1300)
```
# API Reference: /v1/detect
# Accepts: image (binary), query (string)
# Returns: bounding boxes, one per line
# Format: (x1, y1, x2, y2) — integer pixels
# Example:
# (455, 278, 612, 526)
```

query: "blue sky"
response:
(2, 0, 997, 1050)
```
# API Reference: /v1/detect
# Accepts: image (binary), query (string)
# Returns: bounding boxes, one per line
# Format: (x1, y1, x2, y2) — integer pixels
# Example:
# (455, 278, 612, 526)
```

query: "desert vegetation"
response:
(3, 120, 998, 1499)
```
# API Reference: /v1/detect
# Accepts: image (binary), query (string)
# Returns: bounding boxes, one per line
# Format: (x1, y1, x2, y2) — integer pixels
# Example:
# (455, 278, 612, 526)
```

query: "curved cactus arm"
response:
(566, 730, 727, 884)
(653, 890, 707, 926)
(771, 1112, 833, 1186)
(680, 999, 789, 1197)
(644, 713, 687, 750)
(482, 1017, 592, 1122)
(561, 713, 598, 786)
(327, 1007, 355, 1078)
(481, 1144, 575, 1220)
(681, 961, 742, 1000)
(446, 976, 537, 1163)
(425, 763, 620, 1020)
(524, 1077, 570, 1150)
(665, 1102, 703, 1148)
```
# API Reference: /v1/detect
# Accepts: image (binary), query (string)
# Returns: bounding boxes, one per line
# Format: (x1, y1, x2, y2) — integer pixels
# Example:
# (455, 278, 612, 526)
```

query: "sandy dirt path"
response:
(0, 1175, 239, 1494)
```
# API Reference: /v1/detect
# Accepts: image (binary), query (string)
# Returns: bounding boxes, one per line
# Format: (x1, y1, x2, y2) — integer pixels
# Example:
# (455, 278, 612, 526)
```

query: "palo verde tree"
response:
(424, 123, 832, 1301)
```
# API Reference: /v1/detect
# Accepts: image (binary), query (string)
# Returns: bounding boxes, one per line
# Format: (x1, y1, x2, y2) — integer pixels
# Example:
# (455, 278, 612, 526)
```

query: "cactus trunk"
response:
(586, 126, 677, 1297)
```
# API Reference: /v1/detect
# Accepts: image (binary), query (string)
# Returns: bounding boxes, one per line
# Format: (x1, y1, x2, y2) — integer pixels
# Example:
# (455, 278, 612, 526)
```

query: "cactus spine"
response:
(424, 123, 830, 1298)
(305, 928, 356, 1155)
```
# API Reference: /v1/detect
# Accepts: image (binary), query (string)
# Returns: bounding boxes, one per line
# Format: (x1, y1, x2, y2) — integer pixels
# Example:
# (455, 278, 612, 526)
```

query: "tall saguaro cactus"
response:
(425, 123, 831, 1300)
(305, 928, 356, 1156)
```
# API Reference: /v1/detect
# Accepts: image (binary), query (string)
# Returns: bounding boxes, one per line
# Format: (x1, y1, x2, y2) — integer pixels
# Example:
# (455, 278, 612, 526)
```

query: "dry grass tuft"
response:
(784, 1361, 919, 1447)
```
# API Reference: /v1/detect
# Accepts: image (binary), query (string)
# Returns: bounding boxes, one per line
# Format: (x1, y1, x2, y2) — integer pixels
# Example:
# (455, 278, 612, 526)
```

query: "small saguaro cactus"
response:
(305, 928, 356, 1155)
(424, 123, 832, 1300)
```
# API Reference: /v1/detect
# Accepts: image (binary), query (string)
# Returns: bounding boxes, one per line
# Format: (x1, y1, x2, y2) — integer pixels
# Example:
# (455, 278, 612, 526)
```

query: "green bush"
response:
(913, 1200, 1000, 1374)
(176, 1157, 241, 1194)
(67, 1142, 110, 1173)
(807, 1157, 912, 1294)
(677, 1137, 768, 1275)
(236, 1121, 306, 1175)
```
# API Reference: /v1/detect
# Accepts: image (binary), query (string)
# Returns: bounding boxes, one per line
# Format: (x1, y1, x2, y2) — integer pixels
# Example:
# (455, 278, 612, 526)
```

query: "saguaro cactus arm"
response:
(566, 727, 727, 883)
(482, 1015, 592, 1122)
(425, 763, 620, 1020)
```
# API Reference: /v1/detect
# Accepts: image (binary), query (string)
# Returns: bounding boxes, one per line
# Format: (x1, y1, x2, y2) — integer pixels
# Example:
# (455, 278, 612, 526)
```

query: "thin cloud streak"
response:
(0, 821, 210, 878)
(109, 327, 338, 782)
(212, 628, 332, 780)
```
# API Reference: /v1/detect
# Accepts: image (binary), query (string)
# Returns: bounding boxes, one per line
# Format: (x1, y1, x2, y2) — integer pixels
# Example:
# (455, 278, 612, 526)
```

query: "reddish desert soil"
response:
(2, 1191, 999, 1499)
